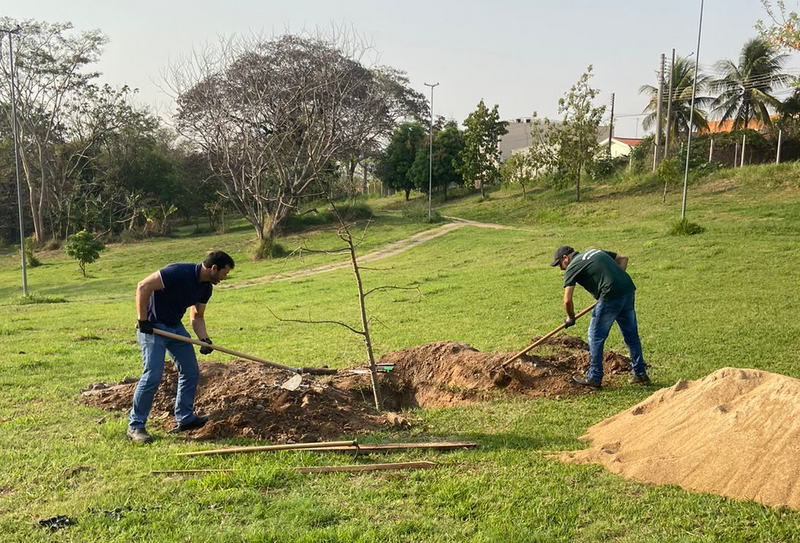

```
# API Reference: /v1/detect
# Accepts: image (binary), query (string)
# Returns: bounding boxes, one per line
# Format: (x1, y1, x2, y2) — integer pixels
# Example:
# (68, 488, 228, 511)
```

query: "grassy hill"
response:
(1, 163, 800, 541)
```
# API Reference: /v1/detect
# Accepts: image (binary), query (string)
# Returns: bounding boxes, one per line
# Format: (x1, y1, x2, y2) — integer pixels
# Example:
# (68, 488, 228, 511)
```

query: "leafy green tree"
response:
(458, 100, 507, 199)
(553, 67, 605, 202)
(710, 37, 791, 130)
(408, 120, 465, 200)
(499, 153, 534, 199)
(65, 230, 105, 277)
(375, 122, 426, 200)
(640, 56, 712, 154)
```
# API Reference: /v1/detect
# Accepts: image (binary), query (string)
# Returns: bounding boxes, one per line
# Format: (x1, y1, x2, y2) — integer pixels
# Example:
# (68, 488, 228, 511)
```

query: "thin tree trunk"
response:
(362, 161, 368, 195)
(346, 234, 382, 411)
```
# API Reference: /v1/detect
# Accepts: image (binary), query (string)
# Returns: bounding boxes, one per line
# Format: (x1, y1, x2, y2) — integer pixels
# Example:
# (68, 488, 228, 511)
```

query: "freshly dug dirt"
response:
(83, 336, 632, 442)
(563, 367, 800, 510)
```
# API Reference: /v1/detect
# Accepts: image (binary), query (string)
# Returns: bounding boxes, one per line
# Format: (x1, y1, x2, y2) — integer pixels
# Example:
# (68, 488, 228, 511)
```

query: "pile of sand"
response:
(563, 367, 800, 510)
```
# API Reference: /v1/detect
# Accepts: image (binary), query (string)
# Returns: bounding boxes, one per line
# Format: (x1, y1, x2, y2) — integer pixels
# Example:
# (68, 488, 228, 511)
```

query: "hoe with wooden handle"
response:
(152, 328, 338, 376)
(502, 303, 597, 368)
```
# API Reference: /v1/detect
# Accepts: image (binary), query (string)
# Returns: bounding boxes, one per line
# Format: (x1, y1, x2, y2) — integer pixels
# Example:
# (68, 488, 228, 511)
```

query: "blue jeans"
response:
(586, 291, 647, 383)
(129, 323, 200, 429)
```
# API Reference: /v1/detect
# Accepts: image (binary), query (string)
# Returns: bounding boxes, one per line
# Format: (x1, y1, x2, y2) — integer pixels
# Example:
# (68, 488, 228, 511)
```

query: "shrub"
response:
(64, 230, 105, 277)
(23, 237, 41, 268)
(40, 238, 61, 251)
(656, 158, 680, 191)
(15, 294, 68, 305)
(668, 218, 705, 236)
(334, 202, 373, 222)
(401, 202, 443, 223)
(253, 237, 288, 260)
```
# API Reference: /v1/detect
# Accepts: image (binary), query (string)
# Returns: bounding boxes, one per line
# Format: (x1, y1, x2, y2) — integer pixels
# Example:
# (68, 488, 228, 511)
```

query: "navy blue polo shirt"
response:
(148, 263, 212, 325)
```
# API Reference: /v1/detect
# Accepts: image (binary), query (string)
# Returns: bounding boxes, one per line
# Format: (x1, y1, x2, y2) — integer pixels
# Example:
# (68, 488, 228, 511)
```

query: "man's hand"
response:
(199, 338, 213, 355)
(137, 320, 154, 334)
(564, 316, 576, 328)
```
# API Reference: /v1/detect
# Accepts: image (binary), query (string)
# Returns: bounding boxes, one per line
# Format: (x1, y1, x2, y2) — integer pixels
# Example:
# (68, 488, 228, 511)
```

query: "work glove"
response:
(564, 316, 576, 329)
(137, 320, 154, 335)
(199, 338, 213, 355)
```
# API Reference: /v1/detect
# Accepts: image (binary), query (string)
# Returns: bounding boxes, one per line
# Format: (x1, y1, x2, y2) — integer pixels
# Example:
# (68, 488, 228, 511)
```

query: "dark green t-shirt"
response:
(562, 249, 635, 301)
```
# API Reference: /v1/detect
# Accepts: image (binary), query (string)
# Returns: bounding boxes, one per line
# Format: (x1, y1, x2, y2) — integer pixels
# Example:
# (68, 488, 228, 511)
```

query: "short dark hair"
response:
(203, 250, 235, 270)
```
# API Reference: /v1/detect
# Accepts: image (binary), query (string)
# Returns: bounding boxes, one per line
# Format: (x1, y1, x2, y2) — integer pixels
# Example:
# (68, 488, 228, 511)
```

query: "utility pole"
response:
(653, 53, 665, 172)
(741, 134, 746, 167)
(664, 48, 676, 159)
(423, 82, 439, 220)
(777, 129, 783, 164)
(681, 0, 704, 220)
(608, 93, 615, 156)
(2, 25, 28, 296)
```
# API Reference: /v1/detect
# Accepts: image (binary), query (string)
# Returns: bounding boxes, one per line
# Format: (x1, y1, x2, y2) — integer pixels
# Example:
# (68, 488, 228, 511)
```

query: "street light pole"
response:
(424, 82, 439, 220)
(2, 25, 27, 296)
(681, 0, 704, 220)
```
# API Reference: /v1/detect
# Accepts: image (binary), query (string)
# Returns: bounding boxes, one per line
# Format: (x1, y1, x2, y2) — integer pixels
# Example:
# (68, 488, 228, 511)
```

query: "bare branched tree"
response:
(169, 29, 416, 242)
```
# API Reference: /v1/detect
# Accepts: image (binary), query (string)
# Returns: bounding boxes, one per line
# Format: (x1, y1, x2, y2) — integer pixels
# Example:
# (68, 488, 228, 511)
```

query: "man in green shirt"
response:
(551, 245, 650, 389)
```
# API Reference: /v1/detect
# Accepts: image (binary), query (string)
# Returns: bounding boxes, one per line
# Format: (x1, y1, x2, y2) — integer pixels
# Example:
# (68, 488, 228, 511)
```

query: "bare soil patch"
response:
(563, 367, 800, 510)
(82, 335, 631, 442)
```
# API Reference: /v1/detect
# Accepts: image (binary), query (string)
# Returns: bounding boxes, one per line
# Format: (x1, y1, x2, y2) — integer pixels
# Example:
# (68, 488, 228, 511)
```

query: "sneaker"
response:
(630, 374, 651, 385)
(169, 415, 208, 433)
(572, 375, 602, 389)
(126, 427, 153, 444)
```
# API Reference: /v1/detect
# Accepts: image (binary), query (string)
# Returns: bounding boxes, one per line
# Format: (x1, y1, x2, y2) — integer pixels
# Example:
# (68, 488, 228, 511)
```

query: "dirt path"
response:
(227, 217, 515, 289)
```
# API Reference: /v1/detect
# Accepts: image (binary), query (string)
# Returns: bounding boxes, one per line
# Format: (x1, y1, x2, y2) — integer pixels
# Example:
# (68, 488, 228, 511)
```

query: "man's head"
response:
(550, 245, 575, 271)
(203, 250, 235, 284)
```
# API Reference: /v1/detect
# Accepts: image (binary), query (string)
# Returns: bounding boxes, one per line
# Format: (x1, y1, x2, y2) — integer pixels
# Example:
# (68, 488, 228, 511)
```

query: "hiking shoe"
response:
(572, 375, 602, 389)
(126, 427, 153, 444)
(630, 374, 651, 385)
(169, 415, 208, 434)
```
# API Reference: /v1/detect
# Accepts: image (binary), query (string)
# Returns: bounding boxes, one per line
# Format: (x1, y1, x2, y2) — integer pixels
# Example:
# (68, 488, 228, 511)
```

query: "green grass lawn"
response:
(2, 164, 800, 541)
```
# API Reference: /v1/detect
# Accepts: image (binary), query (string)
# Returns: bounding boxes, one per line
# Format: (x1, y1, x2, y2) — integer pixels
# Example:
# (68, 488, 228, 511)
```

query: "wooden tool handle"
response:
(152, 328, 302, 374)
(503, 302, 597, 366)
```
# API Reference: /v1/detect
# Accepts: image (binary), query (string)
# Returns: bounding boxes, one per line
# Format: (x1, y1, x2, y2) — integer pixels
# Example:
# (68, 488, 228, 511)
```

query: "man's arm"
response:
(563, 285, 575, 319)
(191, 303, 209, 339)
(614, 254, 629, 270)
(136, 272, 163, 321)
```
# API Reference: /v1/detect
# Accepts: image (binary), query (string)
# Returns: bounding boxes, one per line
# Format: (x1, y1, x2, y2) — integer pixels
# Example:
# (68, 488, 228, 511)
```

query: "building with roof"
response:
(597, 136, 645, 158)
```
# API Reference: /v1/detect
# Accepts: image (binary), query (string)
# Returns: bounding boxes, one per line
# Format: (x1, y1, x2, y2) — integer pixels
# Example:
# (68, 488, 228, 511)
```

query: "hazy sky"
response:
(5, 0, 799, 137)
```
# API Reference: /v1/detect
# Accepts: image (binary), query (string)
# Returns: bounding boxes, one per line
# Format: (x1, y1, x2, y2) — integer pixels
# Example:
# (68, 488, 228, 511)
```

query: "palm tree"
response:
(710, 37, 792, 130)
(640, 55, 712, 154)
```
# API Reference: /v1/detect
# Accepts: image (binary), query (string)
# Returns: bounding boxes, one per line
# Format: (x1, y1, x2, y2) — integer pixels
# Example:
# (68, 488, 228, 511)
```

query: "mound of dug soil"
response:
(83, 336, 632, 442)
(366, 337, 631, 410)
(563, 367, 800, 510)
(82, 361, 388, 442)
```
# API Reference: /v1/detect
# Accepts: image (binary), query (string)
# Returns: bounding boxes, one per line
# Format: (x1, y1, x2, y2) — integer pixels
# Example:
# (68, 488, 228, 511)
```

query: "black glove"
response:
(199, 338, 213, 355)
(564, 316, 576, 329)
(137, 320, 154, 334)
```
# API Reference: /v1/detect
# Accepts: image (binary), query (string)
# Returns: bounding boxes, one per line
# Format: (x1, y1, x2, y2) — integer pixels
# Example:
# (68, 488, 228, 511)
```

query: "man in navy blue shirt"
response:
(127, 250, 235, 443)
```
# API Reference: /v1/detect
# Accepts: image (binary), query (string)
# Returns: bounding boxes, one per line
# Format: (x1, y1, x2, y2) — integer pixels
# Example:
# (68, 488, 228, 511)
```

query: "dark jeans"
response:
(586, 291, 647, 382)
